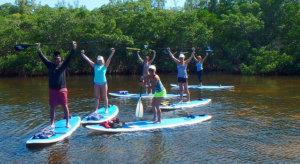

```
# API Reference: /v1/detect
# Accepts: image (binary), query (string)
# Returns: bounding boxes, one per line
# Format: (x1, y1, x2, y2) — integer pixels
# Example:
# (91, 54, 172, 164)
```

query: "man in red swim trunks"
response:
(36, 41, 77, 128)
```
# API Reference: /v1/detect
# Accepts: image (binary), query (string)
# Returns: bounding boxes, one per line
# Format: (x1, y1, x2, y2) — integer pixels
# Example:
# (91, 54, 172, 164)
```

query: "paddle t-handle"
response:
(205, 46, 214, 55)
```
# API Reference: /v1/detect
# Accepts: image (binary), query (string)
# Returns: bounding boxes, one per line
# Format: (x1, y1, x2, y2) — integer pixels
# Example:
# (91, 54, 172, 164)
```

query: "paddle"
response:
(126, 47, 141, 51)
(14, 41, 99, 51)
(135, 84, 143, 118)
(205, 46, 214, 55)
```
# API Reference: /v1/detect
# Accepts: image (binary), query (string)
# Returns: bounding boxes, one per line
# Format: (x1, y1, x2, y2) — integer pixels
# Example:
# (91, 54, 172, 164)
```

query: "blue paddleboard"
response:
(81, 105, 119, 124)
(170, 84, 234, 89)
(86, 115, 212, 133)
(26, 116, 81, 145)
(109, 92, 186, 98)
(160, 99, 212, 110)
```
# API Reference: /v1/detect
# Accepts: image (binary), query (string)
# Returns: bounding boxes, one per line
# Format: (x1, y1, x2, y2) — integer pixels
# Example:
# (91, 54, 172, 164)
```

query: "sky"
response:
(0, 0, 186, 10)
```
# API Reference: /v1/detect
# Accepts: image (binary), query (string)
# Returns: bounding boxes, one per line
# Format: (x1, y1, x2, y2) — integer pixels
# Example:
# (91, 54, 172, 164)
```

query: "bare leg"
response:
(62, 104, 71, 128)
(147, 79, 152, 94)
(151, 98, 157, 121)
(50, 106, 56, 128)
(154, 97, 163, 123)
(179, 83, 184, 103)
(184, 82, 190, 103)
(94, 84, 101, 113)
(101, 83, 108, 114)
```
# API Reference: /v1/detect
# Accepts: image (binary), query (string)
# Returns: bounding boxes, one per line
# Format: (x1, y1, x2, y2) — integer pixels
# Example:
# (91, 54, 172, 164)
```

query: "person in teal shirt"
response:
(81, 48, 115, 113)
(142, 65, 166, 123)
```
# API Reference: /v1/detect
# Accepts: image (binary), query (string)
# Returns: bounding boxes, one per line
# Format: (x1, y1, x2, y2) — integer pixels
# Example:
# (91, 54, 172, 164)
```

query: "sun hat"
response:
(179, 53, 185, 58)
(97, 56, 104, 61)
(149, 65, 156, 71)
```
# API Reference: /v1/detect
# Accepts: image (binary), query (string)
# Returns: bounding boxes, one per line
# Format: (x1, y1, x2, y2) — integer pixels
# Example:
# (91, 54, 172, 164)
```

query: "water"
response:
(0, 74, 299, 163)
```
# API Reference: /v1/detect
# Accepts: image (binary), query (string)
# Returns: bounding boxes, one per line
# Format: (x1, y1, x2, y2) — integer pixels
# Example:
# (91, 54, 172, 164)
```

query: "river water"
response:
(0, 74, 299, 163)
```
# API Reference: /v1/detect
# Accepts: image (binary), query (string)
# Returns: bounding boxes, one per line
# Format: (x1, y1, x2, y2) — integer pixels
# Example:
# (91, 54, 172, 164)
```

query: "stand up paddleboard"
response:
(26, 115, 81, 145)
(109, 92, 186, 98)
(81, 105, 119, 124)
(170, 84, 234, 90)
(86, 115, 212, 133)
(160, 99, 212, 110)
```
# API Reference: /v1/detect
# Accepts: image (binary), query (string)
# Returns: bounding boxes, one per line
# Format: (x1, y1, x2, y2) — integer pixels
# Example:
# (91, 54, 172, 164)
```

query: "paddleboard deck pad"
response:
(109, 92, 186, 98)
(26, 115, 81, 145)
(81, 105, 119, 124)
(86, 115, 212, 133)
(170, 84, 234, 89)
(160, 99, 212, 110)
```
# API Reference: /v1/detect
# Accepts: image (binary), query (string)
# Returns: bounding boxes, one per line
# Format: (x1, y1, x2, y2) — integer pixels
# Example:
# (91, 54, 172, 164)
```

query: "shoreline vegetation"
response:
(0, 0, 299, 76)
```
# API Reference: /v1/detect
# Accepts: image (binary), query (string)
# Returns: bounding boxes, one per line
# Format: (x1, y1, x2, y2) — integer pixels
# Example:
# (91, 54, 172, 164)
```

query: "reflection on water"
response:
(0, 74, 299, 163)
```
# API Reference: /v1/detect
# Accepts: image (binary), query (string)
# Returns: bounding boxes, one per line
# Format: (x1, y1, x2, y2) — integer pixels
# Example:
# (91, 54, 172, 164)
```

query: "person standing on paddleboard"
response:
(193, 51, 209, 87)
(167, 47, 195, 103)
(143, 65, 166, 123)
(137, 50, 156, 94)
(36, 41, 77, 128)
(80, 48, 115, 114)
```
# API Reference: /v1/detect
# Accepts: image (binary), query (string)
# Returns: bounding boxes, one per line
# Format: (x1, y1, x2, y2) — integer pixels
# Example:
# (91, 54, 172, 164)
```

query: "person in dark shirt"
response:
(36, 41, 77, 128)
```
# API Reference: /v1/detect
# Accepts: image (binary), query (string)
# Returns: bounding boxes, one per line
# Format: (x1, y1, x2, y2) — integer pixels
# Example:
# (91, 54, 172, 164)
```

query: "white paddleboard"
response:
(81, 105, 119, 124)
(109, 92, 186, 98)
(26, 115, 81, 145)
(86, 115, 212, 133)
(170, 84, 234, 89)
(160, 99, 212, 110)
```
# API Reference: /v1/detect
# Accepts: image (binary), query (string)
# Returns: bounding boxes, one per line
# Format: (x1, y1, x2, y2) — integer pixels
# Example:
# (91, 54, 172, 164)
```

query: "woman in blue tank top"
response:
(167, 47, 195, 103)
(193, 52, 209, 86)
(143, 65, 166, 123)
(137, 50, 156, 94)
(81, 48, 115, 114)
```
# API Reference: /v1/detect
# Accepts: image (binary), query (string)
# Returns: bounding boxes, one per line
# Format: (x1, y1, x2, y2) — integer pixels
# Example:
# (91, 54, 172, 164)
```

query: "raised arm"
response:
(81, 50, 95, 68)
(136, 51, 144, 63)
(149, 50, 156, 63)
(105, 48, 115, 68)
(185, 47, 195, 65)
(36, 43, 51, 68)
(193, 53, 199, 62)
(167, 47, 180, 64)
(62, 41, 77, 67)
(202, 52, 209, 64)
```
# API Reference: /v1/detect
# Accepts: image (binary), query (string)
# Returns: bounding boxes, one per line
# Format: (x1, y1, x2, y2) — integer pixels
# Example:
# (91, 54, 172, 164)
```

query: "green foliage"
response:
(0, 0, 298, 76)
(240, 47, 293, 75)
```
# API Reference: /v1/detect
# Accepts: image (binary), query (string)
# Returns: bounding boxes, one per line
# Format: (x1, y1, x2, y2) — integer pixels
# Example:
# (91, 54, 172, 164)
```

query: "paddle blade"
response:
(135, 98, 143, 118)
(126, 47, 141, 51)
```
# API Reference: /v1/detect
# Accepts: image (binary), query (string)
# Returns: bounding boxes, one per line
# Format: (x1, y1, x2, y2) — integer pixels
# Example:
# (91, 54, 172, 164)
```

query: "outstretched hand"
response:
(81, 50, 85, 55)
(72, 41, 77, 50)
(36, 43, 41, 51)
(111, 48, 115, 53)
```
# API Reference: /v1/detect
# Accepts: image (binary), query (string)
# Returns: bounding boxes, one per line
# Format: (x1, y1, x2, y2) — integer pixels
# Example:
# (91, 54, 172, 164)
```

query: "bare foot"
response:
(186, 101, 190, 104)
(66, 123, 71, 128)
(50, 124, 55, 128)
(178, 100, 183, 104)
(154, 121, 161, 124)
(105, 109, 108, 114)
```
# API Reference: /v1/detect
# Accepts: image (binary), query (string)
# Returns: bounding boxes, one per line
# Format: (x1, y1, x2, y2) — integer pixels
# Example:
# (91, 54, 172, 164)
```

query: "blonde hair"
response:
(197, 55, 202, 60)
